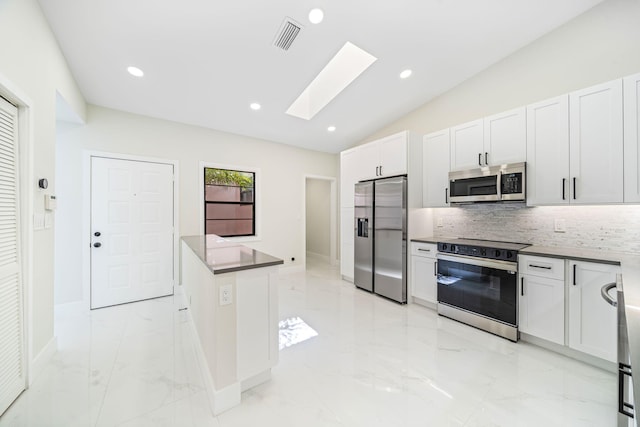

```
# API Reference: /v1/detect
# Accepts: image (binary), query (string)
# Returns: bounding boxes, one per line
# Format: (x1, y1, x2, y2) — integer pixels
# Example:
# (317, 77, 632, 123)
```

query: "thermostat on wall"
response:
(45, 194, 57, 210)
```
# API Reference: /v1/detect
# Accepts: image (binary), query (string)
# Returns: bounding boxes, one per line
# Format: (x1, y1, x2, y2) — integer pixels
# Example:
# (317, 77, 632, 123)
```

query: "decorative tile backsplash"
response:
(432, 204, 640, 254)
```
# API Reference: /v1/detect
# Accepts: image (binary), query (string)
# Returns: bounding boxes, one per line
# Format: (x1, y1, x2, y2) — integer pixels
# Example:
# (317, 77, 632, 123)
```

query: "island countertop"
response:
(181, 235, 283, 275)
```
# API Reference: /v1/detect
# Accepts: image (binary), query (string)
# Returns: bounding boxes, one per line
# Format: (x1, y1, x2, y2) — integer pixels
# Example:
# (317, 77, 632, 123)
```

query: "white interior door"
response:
(91, 157, 174, 309)
(0, 97, 25, 416)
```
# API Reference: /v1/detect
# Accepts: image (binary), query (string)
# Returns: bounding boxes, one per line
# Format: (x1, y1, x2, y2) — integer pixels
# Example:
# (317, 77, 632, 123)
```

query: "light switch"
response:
(33, 213, 45, 230)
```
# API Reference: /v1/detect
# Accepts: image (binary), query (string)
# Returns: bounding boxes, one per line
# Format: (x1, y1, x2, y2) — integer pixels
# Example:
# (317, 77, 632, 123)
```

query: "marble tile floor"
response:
(1, 258, 617, 426)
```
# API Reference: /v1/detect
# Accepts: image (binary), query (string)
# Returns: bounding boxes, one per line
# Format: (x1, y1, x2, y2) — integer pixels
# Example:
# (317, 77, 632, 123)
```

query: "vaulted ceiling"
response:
(39, 0, 604, 153)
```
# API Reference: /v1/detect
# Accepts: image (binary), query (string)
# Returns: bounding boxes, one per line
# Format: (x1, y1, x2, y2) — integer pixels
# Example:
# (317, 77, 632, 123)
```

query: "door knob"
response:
(93, 242, 102, 248)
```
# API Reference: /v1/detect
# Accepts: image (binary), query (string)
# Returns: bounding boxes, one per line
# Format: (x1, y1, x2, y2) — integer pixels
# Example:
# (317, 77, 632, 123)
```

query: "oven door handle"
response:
(436, 253, 517, 272)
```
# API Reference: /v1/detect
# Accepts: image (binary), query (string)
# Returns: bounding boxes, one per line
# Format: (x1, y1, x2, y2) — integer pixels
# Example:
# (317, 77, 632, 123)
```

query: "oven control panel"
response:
(437, 242, 516, 261)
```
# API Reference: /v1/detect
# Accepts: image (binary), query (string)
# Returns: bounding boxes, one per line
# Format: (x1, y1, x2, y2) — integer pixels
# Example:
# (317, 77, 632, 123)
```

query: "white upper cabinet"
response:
(624, 72, 640, 203)
(450, 119, 484, 171)
(357, 142, 382, 180)
(483, 107, 527, 166)
(378, 132, 408, 178)
(450, 108, 526, 171)
(422, 129, 450, 207)
(569, 79, 623, 204)
(526, 95, 570, 206)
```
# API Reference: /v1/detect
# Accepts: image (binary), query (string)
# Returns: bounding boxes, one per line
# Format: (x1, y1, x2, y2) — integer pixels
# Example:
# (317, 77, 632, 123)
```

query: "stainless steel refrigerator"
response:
(354, 176, 407, 303)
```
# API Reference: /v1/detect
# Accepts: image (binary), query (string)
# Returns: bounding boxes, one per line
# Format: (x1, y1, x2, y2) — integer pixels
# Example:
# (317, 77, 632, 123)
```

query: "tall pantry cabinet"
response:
(339, 131, 421, 281)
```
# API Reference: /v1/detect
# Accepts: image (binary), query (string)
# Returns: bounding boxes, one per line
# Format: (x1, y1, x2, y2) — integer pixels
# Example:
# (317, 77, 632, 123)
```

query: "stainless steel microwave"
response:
(448, 162, 526, 204)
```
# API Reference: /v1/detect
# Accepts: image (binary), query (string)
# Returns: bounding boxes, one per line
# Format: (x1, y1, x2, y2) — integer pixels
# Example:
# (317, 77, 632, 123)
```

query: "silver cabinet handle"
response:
(600, 282, 617, 307)
(521, 277, 524, 296)
(380, 165, 383, 176)
(573, 264, 577, 286)
(478, 153, 482, 166)
(573, 177, 577, 200)
(418, 248, 431, 252)
(434, 260, 437, 276)
(445, 188, 448, 204)
(485, 152, 488, 165)
(562, 178, 566, 200)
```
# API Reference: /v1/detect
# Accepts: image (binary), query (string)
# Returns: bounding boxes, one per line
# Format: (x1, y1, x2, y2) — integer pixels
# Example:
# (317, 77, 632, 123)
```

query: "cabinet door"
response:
(340, 207, 355, 280)
(410, 255, 437, 304)
(358, 142, 381, 180)
(526, 95, 570, 206)
(624, 72, 640, 203)
(568, 261, 618, 363)
(450, 119, 484, 171)
(340, 149, 359, 208)
(483, 107, 526, 166)
(422, 129, 450, 207)
(569, 79, 623, 204)
(519, 274, 565, 345)
(379, 132, 407, 177)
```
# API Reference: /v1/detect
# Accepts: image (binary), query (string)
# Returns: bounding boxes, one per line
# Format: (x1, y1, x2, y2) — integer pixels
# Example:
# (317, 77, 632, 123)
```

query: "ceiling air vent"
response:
(273, 17, 302, 51)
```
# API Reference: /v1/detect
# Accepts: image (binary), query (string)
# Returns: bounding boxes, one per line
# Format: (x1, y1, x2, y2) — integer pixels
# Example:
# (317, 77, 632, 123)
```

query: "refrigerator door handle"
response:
(619, 363, 635, 418)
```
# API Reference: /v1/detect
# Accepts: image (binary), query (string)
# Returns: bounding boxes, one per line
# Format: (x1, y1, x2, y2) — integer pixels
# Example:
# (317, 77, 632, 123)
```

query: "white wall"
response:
(0, 0, 85, 358)
(55, 105, 339, 303)
(305, 179, 331, 258)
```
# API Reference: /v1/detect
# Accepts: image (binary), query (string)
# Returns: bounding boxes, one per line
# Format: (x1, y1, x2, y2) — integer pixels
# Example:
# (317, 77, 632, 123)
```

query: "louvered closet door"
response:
(0, 97, 25, 416)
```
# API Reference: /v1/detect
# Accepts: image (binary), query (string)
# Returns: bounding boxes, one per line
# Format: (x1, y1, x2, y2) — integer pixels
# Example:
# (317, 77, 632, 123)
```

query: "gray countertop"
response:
(519, 245, 624, 266)
(410, 237, 439, 244)
(181, 235, 283, 275)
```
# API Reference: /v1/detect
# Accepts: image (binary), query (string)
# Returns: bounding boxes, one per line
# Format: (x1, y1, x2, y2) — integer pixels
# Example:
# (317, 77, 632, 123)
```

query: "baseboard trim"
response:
(29, 336, 57, 386)
(279, 264, 305, 274)
(306, 251, 330, 263)
(519, 332, 616, 373)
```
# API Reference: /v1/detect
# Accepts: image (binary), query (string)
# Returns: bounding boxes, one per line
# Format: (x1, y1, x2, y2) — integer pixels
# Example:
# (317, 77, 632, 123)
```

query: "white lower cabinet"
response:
(568, 260, 619, 363)
(518, 260, 565, 345)
(410, 242, 437, 305)
(518, 255, 619, 364)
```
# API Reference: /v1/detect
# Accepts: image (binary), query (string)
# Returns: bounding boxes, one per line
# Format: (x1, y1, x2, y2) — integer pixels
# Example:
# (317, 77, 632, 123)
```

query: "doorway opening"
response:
(304, 176, 337, 271)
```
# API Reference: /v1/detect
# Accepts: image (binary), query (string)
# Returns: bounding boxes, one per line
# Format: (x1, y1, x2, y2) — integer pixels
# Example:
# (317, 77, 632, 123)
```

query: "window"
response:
(204, 167, 255, 237)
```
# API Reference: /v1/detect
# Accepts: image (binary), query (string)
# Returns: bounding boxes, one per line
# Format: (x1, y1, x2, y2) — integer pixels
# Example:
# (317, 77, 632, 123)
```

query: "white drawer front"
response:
(519, 255, 565, 280)
(411, 242, 437, 258)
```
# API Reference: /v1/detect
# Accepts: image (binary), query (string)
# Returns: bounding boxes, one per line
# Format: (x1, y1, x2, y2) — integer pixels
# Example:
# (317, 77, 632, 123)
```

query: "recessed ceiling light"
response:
(309, 8, 324, 24)
(250, 102, 261, 111)
(127, 66, 144, 77)
(399, 69, 412, 79)
(327, 126, 336, 132)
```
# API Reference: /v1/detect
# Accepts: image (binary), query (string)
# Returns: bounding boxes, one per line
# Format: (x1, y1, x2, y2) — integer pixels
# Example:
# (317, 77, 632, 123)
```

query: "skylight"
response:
(286, 42, 377, 120)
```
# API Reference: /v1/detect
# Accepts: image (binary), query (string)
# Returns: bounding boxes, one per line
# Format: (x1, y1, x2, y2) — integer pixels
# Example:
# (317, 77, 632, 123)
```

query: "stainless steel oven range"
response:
(436, 238, 530, 342)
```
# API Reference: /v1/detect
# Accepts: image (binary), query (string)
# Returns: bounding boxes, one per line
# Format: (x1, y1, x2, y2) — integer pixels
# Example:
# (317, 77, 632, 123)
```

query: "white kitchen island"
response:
(180, 235, 283, 415)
